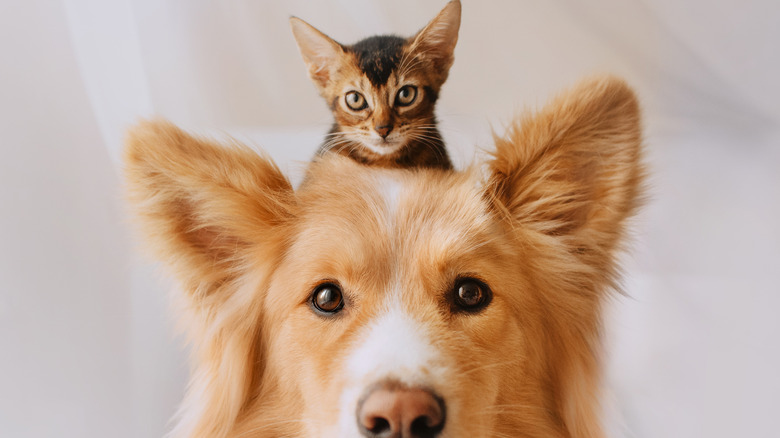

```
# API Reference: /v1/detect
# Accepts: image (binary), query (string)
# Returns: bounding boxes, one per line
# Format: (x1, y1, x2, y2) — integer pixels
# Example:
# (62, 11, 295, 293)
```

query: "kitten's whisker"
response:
(408, 129, 443, 140)
(409, 133, 444, 143)
(319, 135, 356, 155)
(415, 128, 439, 135)
(408, 133, 448, 164)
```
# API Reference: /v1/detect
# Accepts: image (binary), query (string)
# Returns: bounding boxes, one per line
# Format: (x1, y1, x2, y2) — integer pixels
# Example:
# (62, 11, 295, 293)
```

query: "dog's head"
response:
(125, 77, 643, 438)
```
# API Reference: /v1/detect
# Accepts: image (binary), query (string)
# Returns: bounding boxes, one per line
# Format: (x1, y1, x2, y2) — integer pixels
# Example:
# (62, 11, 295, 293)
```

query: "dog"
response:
(124, 76, 643, 438)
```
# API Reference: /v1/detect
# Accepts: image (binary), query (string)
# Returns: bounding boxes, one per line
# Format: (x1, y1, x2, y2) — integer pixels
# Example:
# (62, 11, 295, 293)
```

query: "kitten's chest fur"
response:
(320, 120, 452, 170)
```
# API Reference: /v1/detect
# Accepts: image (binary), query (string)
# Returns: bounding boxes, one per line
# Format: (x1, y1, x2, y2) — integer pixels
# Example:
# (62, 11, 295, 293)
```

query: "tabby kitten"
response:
(290, 0, 460, 169)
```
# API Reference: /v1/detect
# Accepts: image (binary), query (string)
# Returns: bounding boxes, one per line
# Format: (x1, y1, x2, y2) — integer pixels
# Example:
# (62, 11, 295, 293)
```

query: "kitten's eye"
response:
(345, 91, 367, 111)
(311, 283, 345, 314)
(395, 85, 418, 107)
(452, 278, 492, 313)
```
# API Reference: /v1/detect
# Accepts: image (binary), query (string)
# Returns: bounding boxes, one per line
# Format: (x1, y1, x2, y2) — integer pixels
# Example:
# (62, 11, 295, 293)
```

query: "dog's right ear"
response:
(125, 120, 294, 437)
(124, 120, 294, 299)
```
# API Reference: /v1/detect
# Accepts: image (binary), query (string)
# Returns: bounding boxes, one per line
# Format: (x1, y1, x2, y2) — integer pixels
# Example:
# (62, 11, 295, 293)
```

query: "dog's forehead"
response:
(299, 168, 488, 240)
(291, 163, 496, 272)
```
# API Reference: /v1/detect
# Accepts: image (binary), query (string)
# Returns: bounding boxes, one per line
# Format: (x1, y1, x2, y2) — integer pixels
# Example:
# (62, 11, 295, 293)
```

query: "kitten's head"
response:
(291, 0, 460, 159)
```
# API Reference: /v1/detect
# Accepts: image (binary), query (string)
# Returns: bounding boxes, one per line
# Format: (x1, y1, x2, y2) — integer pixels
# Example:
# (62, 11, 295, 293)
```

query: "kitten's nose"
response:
(374, 124, 393, 139)
(357, 383, 446, 438)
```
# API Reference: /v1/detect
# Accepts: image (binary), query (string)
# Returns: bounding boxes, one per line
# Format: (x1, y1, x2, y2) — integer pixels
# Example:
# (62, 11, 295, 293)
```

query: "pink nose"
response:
(357, 383, 445, 438)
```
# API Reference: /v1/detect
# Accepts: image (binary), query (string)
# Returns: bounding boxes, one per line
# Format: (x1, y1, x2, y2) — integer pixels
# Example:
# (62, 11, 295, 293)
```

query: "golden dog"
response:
(125, 76, 643, 438)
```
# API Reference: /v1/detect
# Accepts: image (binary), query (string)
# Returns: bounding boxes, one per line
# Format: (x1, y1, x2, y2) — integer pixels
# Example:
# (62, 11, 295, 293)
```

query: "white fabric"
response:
(1, 0, 778, 436)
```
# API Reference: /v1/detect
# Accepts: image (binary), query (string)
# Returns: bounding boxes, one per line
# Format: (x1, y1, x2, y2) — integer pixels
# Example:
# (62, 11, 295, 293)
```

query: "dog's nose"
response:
(357, 384, 445, 438)
(374, 124, 393, 139)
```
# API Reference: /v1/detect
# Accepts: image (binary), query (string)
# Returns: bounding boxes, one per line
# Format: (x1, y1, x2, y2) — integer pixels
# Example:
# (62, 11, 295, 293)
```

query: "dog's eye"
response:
(311, 283, 345, 314)
(452, 278, 491, 312)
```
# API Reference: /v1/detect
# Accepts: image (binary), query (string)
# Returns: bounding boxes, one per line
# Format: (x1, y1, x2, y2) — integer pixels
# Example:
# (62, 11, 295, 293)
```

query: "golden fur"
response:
(124, 76, 644, 437)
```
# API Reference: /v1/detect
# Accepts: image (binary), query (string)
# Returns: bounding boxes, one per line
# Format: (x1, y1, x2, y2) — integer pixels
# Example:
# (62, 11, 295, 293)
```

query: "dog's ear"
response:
(488, 76, 643, 257)
(486, 77, 643, 437)
(124, 120, 294, 436)
(124, 119, 293, 299)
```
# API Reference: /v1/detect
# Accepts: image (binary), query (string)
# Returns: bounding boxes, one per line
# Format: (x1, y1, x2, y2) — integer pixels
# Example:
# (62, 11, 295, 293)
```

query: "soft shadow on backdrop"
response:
(1, 1, 778, 437)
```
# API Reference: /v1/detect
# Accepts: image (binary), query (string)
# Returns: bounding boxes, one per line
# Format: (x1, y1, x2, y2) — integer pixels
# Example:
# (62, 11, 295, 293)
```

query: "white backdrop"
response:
(1, 1, 778, 437)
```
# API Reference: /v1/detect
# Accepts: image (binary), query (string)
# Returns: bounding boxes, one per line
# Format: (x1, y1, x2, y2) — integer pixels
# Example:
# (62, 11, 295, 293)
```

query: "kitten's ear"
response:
(487, 76, 644, 255)
(124, 120, 294, 300)
(409, 0, 461, 75)
(290, 17, 345, 90)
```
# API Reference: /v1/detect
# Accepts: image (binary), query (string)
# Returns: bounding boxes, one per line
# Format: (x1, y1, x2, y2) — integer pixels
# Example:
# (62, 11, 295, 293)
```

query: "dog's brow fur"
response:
(124, 76, 644, 438)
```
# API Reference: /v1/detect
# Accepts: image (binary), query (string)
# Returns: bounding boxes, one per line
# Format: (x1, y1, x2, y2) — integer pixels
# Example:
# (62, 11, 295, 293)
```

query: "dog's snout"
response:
(357, 383, 445, 438)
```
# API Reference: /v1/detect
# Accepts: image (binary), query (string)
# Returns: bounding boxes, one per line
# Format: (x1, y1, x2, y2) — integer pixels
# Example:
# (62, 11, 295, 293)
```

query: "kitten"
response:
(290, 0, 460, 170)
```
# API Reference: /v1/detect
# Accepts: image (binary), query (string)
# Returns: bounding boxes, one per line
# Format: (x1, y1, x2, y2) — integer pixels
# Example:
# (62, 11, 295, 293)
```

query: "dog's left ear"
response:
(488, 76, 643, 256)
